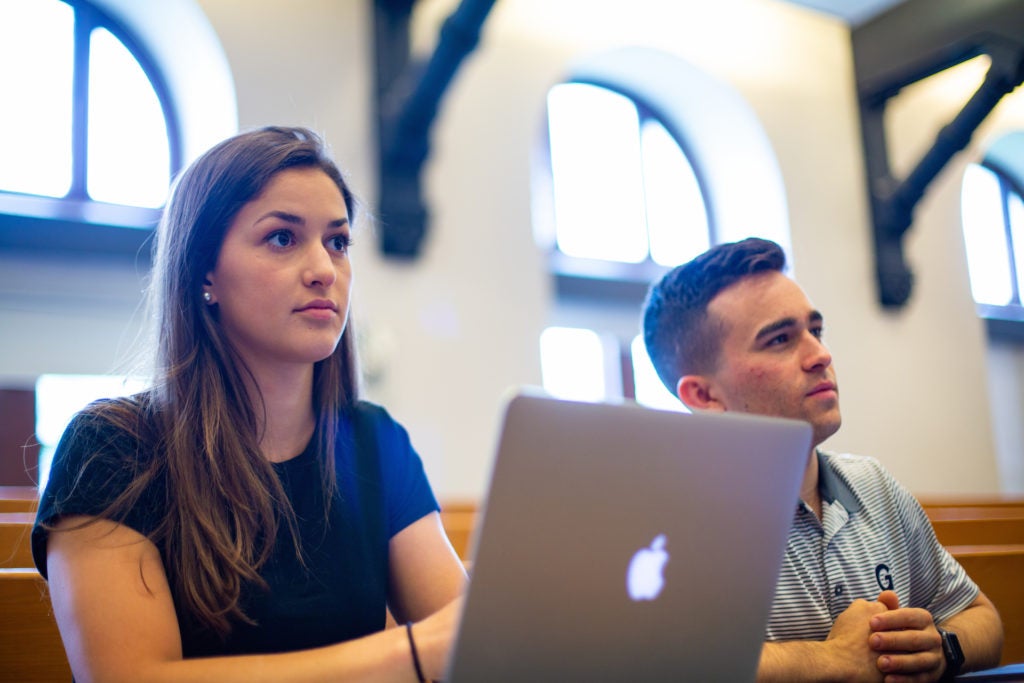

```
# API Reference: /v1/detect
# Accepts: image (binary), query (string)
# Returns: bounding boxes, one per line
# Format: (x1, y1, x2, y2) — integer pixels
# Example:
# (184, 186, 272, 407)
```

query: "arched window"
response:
(537, 81, 708, 411)
(962, 159, 1024, 325)
(534, 48, 790, 410)
(543, 82, 710, 268)
(0, 1, 177, 216)
(961, 129, 1024, 341)
(0, 0, 235, 255)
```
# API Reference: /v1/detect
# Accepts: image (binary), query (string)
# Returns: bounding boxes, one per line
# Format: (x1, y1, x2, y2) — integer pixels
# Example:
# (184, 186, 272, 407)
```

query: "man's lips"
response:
(807, 381, 837, 397)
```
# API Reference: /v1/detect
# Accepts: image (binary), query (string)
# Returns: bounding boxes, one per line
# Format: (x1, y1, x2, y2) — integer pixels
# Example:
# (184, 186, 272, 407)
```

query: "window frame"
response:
(539, 78, 712, 403)
(972, 159, 1024, 342)
(543, 78, 715, 305)
(537, 47, 792, 406)
(0, 0, 183, 258)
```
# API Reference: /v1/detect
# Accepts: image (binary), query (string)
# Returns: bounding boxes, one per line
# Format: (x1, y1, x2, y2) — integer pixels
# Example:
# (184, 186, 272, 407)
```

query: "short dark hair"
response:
(642, 237, 787, 393)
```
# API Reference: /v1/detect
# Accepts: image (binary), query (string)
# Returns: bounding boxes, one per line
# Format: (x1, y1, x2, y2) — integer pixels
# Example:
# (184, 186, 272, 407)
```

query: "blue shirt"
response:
(33, 399, 438, 656)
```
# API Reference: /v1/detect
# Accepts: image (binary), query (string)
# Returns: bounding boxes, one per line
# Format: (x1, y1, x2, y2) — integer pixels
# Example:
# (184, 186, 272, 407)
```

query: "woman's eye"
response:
(328, 233, 351, 253)
(267, 230, 293, 248)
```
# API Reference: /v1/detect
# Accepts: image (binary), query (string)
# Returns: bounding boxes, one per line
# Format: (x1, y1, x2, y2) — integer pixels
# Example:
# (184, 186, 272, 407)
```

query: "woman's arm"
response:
(46, 515, 455, 683)
(387, 511, 469, 679)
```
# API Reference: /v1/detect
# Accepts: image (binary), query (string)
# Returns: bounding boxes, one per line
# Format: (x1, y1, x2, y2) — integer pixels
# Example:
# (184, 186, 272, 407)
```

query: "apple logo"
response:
(626, 534, 669, 601)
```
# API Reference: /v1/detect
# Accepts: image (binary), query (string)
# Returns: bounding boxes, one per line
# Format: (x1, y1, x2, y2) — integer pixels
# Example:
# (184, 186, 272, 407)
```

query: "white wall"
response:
(1, 0, 1021, 498)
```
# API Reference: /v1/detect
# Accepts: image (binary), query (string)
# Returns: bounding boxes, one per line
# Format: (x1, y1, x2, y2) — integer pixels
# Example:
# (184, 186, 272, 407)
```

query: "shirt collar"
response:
(816, 450, 862, 513)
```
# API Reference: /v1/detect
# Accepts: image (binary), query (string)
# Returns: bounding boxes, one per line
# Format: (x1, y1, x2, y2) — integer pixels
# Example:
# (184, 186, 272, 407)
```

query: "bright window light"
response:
(0, 0, 74, 198)
(548, 83, 647, 263)
(87, 27, 170, 208)
(35, 374, 149, 491)
(961, 164, 1013, 305)
(539, 326, 607, 402)
(630, 336, 687, 413)
(1011, 191, 1024, 292)
(642, 120, 709, 266)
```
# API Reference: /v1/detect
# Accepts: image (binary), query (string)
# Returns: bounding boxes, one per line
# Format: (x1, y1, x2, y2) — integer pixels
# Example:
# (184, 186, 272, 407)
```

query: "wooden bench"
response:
(930, 516, 1024, 547)
(948, 544, 1024, 666)
(0, 568, 71, 682)
(0, 511, 35, 569)
(439, 500, 479, 562)
(921, 497, 1024, 529)
(919, 494, 1024, 509)
(0, 485, 39, 513)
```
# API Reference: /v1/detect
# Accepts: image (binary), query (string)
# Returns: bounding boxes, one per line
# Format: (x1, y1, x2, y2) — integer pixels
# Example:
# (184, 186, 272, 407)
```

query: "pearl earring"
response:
(203, 291, 213, 303)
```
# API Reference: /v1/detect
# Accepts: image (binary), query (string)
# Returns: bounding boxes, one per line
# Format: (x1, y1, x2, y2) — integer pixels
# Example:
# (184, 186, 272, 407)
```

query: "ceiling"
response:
(781, 0, 907, 26)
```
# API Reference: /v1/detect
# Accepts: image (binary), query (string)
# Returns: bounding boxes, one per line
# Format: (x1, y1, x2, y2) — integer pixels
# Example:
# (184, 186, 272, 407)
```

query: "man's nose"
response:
(803, 333, 832, 371)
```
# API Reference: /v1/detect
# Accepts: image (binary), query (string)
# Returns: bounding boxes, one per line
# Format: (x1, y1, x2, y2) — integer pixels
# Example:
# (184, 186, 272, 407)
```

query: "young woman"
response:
(32, 126, 466, 682)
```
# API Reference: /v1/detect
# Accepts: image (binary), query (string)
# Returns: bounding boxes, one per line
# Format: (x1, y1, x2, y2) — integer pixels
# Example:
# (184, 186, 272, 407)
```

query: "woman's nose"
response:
(303, 245, 337, 288)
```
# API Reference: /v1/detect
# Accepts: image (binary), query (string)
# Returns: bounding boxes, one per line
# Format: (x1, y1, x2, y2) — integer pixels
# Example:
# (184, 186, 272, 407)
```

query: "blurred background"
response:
(1, 0, 1022, 502)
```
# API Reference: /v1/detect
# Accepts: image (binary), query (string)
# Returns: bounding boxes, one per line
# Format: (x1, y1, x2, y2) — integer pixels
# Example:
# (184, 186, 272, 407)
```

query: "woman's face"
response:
(204, 167, 352, 378)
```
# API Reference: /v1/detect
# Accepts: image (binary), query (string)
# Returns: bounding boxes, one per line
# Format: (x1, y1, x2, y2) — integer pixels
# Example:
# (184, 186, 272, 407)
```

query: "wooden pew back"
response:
(0, 511, 35, 568)
(0, 568, 71, 683)
(0, 485, 39, 513)
(919, 495, 1024, 510)
(930, 516, 1024, 547)
(948, 544, 1024, 666)
(440, 500, 479, 562)
(926, 506, 1024, 521)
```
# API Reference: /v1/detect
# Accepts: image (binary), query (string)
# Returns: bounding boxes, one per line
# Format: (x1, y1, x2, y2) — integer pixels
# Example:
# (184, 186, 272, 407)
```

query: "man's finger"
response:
(870, 627, 941, 654)
(876, 650, 943, 676)
(870, 607, 934, 632)
(876, 590, 900, 611)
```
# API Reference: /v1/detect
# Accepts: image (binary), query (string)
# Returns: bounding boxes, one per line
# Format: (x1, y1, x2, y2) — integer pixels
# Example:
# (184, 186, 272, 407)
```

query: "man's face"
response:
(698, 270, 841, 447)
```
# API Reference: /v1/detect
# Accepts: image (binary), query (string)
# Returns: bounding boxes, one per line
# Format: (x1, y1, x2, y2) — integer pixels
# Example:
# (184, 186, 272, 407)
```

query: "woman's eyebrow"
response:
(254, 210, 304, 226)
(253, 212, 350, 229)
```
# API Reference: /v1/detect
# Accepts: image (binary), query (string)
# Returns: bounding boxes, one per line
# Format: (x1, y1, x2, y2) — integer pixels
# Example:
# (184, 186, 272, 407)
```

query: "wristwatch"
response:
(938, 627, 965, 680)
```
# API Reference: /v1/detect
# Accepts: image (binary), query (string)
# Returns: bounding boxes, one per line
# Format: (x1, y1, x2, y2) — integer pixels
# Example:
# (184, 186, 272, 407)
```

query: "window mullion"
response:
(69, 5, 91, 201)
(998, 175, 1021, 305)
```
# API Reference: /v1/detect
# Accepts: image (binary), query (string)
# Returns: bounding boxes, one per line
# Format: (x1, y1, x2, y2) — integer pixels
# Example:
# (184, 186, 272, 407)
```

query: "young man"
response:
(643, 238, 1003, 682)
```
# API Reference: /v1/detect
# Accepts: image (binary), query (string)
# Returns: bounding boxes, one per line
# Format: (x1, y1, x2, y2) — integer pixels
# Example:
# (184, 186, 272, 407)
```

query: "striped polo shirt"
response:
(765, 451, 979, 641)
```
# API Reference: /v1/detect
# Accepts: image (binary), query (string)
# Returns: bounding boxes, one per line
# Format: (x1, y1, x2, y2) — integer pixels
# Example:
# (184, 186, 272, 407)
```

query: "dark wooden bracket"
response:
(852, 0, 1024, 308)
(373, 0, 497, 258)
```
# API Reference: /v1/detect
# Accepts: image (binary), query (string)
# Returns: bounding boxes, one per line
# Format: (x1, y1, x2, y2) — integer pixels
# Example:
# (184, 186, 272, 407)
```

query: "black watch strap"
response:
(938, 627, 965, 681)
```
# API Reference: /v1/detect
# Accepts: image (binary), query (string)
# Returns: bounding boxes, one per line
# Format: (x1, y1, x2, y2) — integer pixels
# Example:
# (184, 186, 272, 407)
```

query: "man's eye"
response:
(767, 334, 788, 346)
(811, 327, 824, 339)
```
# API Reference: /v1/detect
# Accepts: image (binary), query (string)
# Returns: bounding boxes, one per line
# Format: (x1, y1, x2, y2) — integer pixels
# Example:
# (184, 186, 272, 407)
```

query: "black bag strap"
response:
(350, 402, 389, 596)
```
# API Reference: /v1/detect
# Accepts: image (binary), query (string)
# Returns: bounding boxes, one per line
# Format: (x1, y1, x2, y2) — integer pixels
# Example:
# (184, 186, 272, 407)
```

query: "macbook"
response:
(446, 391, 812, 682)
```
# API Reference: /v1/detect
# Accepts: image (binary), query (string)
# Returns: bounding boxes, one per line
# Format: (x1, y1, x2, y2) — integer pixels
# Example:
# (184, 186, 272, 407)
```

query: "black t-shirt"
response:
(33, 399, 439, 657)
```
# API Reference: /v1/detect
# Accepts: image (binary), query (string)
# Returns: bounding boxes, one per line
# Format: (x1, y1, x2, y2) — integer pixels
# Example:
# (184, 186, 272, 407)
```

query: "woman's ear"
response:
(677, 375, 725, 412)
(201, 275, 216, 305)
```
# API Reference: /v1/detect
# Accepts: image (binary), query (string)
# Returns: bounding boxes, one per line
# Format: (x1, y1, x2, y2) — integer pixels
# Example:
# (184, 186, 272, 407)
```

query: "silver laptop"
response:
(446, 391, 811, 683)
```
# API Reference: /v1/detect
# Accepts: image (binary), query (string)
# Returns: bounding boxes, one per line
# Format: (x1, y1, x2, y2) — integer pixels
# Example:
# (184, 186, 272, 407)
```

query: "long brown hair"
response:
(82, 127, 361, 637)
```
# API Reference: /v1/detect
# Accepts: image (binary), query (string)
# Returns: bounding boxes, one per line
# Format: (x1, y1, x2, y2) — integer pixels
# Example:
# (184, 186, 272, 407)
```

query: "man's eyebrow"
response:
(755, 310, 825, 342)
(754, 317, 797, 342)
